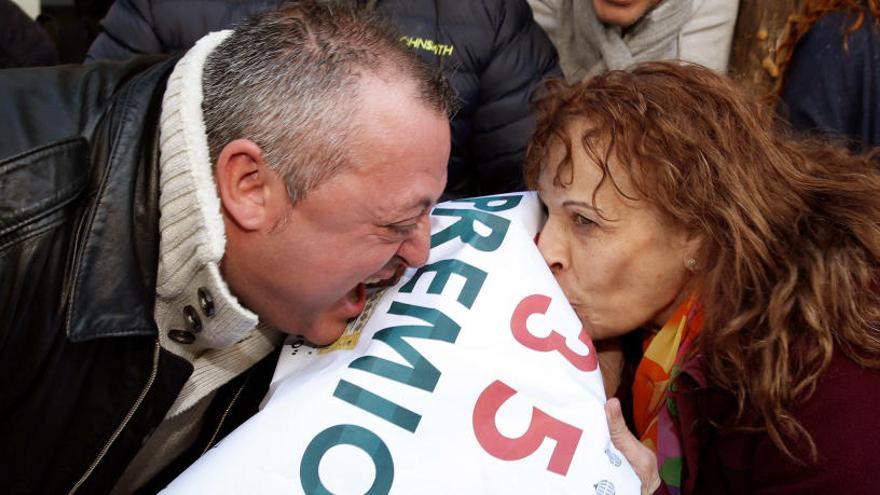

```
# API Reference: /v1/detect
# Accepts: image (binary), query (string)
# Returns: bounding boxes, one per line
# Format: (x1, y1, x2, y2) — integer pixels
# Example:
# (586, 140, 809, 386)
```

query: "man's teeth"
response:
(363, 272, 400, 288)
(363, 276, 389, 287)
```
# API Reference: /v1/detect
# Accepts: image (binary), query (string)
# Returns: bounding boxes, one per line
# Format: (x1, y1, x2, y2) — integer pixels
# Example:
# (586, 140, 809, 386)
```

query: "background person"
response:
(0, 2, 453, 492)
(86, 0, 561, 197)
(525, 61, 880, 494)
(0, 0, 60, 68)
(774, 0, 880, 150)
(528, 0, 739, 81)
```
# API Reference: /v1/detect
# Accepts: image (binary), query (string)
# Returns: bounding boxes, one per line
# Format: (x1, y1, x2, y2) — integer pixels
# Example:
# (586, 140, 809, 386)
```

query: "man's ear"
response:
(215, 139, 279, 232)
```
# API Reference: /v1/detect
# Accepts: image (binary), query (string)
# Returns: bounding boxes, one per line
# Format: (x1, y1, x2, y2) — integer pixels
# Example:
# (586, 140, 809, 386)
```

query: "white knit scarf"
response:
(155, 29, 261, 351)
(155, 30, 282, 413)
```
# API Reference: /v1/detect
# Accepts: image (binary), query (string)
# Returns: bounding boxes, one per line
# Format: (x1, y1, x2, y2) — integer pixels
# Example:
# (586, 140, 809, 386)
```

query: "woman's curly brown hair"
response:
(774, 0, 880, 98)
(524, 61, 880, 462)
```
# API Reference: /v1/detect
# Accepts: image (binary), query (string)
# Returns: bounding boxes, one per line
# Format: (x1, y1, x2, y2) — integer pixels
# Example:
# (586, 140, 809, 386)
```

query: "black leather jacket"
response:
(86, 0, 561, 197)
(0, 58, 278, 493)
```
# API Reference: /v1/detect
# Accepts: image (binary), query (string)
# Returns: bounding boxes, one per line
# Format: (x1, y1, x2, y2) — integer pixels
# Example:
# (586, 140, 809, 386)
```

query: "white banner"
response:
(165, 192, 640, 494)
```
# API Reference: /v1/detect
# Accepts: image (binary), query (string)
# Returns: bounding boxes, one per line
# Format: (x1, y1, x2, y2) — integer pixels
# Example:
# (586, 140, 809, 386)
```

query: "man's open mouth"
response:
(362, 264, 406, 290)
(342, 265, 407, 323)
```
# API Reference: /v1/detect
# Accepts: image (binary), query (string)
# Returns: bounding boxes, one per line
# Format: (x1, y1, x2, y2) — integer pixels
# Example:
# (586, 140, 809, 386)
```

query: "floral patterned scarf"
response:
(632, 295, 703, 494)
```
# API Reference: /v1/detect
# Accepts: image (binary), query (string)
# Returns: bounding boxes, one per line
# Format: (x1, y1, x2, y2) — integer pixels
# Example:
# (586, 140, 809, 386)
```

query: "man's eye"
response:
(389, 223, 418, 236)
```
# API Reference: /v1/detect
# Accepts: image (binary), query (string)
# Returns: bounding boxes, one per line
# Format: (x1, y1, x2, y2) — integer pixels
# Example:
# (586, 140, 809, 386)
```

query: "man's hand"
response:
(605, 398, 661, 495)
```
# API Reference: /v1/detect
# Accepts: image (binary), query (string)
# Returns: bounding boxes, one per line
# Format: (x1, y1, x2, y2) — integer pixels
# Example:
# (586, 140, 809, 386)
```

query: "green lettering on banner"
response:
(431, 208, 510, 251)
(453, 193, 523, 212)
(300, 424, 394, 495)
(399, 259, 487, 309)
(333, 380, 422, 432)
(348, 302, 460, 392)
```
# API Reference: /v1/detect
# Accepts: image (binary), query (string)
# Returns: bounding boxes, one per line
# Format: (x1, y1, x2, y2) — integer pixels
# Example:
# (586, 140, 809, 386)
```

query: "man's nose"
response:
(537, 217, 567, 275)
(396, 214, 431, 267)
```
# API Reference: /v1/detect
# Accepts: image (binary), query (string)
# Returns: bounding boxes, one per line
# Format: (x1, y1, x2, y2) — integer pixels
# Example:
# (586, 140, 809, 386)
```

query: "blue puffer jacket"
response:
(87, 0, 561, 197)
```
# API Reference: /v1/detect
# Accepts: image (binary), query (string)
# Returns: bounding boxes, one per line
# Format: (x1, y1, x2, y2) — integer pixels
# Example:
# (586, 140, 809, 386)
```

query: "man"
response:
(0, 2, 452, 492)
(85, 0, 561, 198)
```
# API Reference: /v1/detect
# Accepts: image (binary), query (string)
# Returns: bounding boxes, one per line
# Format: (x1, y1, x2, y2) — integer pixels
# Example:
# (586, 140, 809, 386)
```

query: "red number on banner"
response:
(472, 380, 583, 475)
(510, 294, 598, 372)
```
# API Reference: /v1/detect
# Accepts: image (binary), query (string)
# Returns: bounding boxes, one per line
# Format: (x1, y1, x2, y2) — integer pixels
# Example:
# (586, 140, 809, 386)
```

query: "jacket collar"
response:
(65, 58, 177, 342)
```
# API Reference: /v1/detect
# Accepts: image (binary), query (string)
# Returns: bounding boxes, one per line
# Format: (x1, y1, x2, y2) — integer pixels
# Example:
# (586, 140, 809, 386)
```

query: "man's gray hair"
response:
(202, 0, 455, 203)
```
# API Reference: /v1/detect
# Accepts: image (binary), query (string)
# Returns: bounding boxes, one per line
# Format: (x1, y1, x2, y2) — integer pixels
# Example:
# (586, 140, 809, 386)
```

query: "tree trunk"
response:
(728, 0, 806, 98)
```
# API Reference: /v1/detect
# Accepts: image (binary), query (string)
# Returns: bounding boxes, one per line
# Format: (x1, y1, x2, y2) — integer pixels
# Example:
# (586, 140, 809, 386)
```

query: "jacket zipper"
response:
(68, 340, 161, 495)
(200, 380, 247, 456)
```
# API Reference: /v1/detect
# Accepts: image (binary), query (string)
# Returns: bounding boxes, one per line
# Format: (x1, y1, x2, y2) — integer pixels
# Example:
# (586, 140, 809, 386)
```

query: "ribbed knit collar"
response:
(154, 30, 259, 354)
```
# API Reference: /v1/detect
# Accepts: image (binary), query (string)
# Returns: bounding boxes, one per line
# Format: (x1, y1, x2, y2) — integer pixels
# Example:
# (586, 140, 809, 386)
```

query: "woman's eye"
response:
(572, 213, 594, 226)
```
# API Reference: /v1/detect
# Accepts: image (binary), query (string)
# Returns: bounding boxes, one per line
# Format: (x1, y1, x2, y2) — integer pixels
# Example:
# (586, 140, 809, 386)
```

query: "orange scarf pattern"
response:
(632, 295, 702, 493)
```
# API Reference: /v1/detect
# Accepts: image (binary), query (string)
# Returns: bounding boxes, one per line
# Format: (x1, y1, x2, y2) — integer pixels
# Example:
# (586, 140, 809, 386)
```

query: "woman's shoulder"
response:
(786, 351, 880, 439)
(673, 351, 880, 494)
(749, 352, 880, 493)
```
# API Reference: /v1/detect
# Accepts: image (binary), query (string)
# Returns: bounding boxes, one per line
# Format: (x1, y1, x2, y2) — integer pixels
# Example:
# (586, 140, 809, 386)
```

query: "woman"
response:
(525, 61, 880, 494)
(774, 0, 880, 149)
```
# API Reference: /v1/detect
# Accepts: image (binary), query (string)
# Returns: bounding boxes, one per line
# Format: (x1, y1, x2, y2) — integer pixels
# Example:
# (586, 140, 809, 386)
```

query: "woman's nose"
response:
(536, 217, 567, 275)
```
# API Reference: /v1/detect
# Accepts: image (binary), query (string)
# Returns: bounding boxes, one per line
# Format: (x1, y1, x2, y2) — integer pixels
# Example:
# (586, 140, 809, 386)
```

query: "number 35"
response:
(471, 294, 598, 476)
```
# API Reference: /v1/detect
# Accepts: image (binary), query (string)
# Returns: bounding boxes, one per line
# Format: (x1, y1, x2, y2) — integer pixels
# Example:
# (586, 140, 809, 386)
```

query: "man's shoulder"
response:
(0, 55, 173, 159)
(0, 55, 174, 274)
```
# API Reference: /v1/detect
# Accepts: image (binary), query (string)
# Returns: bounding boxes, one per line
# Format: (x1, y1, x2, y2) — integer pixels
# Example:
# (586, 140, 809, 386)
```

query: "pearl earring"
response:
(686, 258, 697, 271)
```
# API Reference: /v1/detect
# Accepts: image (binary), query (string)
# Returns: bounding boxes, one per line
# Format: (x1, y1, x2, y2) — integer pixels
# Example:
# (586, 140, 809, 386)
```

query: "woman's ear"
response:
(215, 139, 275, 232)
(682, 233, 704, 272)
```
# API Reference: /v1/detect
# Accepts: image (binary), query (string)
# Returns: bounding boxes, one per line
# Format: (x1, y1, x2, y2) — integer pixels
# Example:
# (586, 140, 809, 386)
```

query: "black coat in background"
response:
(779, 8, 880, 151)
(87, 0, 561, 197)
(0, 0, 59, 68)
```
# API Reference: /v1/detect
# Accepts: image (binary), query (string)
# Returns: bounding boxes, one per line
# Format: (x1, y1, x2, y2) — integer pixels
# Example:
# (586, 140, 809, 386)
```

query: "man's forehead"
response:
(341, 73, 448, 223)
